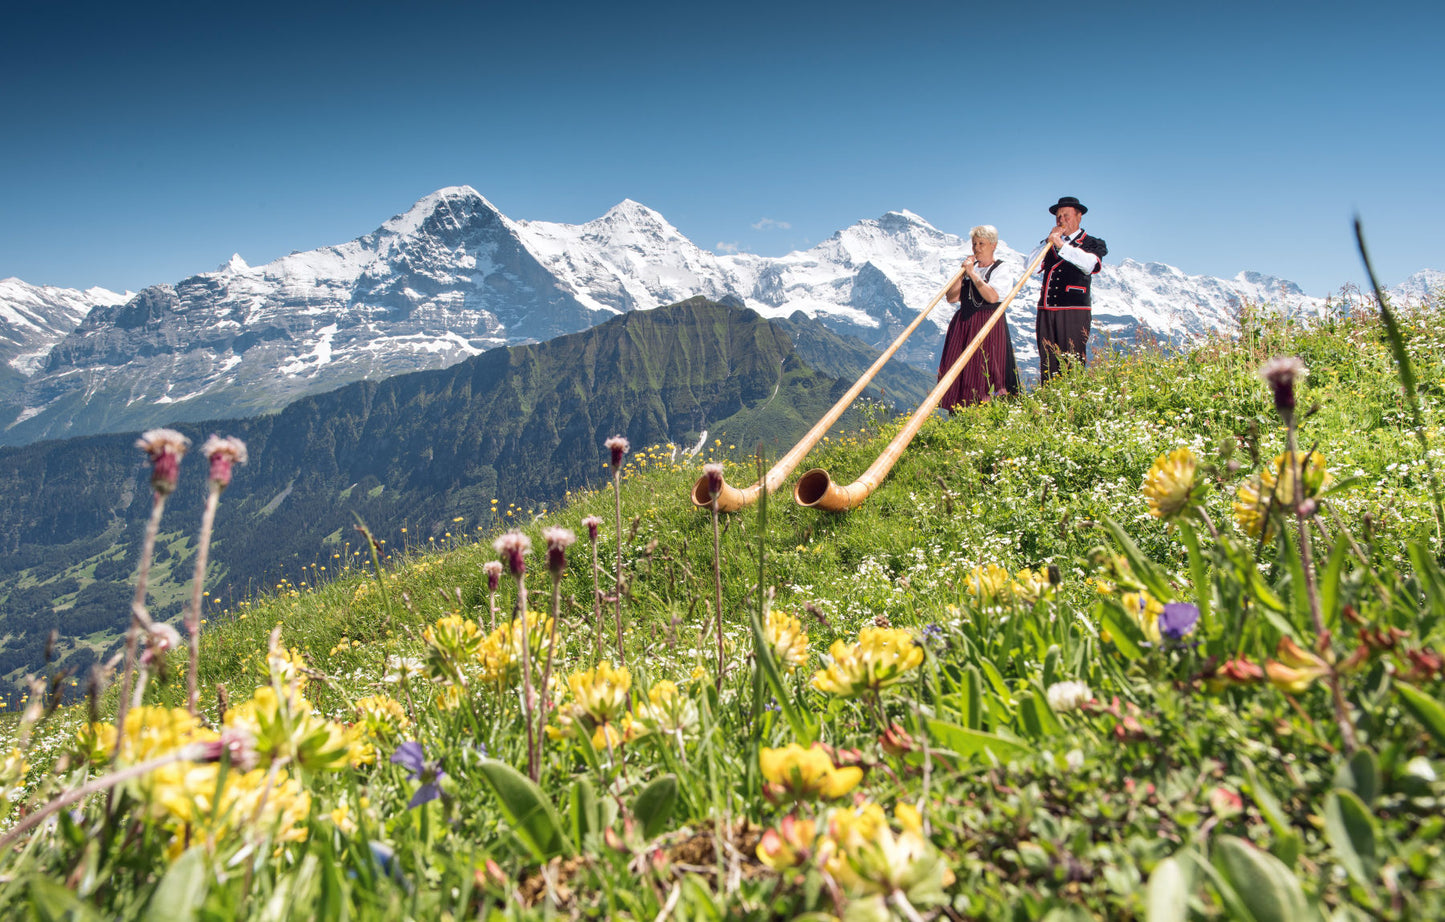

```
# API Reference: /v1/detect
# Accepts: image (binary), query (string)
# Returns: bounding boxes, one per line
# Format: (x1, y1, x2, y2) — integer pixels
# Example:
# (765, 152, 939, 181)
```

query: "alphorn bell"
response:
(691, 266, 966, 512)
(793, 244, 1049, 512)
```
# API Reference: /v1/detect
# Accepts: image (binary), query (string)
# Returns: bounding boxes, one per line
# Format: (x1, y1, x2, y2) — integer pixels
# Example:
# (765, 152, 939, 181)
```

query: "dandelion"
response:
(1045, 680, 1092, 712)
(759, 742, 863, 804)
(811, 627, 923, 698)
(1141, 446, 1202, 521)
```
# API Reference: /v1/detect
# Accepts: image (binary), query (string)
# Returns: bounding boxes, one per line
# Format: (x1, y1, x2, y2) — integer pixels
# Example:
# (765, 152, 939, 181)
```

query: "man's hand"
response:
(1047, 228, 1065, 249)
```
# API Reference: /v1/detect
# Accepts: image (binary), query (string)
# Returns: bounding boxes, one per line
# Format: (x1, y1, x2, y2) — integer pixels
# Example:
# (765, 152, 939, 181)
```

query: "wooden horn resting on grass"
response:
(793, 244, 1049, 512)
(691, 266, 966, 512)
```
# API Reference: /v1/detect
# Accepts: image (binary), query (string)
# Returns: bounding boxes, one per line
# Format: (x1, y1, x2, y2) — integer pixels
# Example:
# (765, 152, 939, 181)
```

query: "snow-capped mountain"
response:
(0, 185, 1429, 446)
(0, 278, 130, 377)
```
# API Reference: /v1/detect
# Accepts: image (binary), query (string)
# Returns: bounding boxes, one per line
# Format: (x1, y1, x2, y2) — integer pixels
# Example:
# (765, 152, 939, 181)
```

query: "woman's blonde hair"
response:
(969, 225, 999, 245)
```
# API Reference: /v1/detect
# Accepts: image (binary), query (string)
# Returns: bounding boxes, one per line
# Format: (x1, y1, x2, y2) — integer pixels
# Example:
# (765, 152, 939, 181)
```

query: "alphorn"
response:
(793, 244, 1049, 512)
(690, 266, 966, 512)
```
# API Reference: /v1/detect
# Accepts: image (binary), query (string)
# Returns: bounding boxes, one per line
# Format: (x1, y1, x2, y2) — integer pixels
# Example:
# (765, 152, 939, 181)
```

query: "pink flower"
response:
(200, 435, 247, 489)
(542, 526, 576, 575)
(703, 463, 724, 498)
(1260, 356, 1307, 414)
(605, 435, 630, 468)
(483, 560, 503, 592)
(136, 429, 191, 496)
(581, 515, 602, 543)
(492, 531, 531, 577)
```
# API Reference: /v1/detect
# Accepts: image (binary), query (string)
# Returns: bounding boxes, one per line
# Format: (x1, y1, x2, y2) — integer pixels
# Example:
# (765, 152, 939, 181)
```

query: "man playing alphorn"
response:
(1029, 196, 1107, 381)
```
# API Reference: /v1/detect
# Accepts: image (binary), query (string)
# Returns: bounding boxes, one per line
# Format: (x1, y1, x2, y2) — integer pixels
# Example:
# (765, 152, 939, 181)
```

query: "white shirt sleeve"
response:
(1057, 240, 1100, 273)
(981, 260, 1020, 304)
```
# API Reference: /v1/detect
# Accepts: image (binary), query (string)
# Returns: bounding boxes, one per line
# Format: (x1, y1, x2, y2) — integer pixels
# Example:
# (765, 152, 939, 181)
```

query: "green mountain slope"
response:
(0, 299, 931, 689)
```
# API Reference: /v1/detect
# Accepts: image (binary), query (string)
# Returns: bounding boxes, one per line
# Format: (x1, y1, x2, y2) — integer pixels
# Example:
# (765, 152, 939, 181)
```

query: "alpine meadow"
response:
(0, 283, 1443, 921)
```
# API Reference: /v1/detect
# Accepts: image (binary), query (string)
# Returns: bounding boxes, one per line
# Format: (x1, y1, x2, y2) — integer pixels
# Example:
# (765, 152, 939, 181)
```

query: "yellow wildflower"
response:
(423, 614, 482, 685)
(764, 609, 810, 673)
(756, 814, 819, 870)
(759, 742, 863, 803)
(626, 680, 698, 742)
(1120, 592, 1164, 644)
(811, 627, 923, 698)
(1011, 568, 1055, 606)
(1141, 446, 1202, 520)
(966, 564, 1012, 606)
(821, 801, 954, 908)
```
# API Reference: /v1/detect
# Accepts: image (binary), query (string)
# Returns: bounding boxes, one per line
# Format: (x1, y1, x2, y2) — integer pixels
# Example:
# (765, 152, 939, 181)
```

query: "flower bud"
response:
(1259, 356, 1307, 415)
(605, 435, 630, 469)
(542, 526, 576, 575)
(492, 531, 531, 577)
(200, 435, 248, 490)
(483, 560, 503, 592)
(581, 515, 602, 543)
(136, 429, 191, 496)
(703, 462, 724, 498)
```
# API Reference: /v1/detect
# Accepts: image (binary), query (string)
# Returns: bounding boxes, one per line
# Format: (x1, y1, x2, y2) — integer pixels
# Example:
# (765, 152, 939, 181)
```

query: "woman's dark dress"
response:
(938, 260, 1019, 411)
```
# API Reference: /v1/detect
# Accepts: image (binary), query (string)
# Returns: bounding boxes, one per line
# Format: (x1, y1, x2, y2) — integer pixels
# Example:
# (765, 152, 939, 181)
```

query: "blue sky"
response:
(2, 0, 1440, 296)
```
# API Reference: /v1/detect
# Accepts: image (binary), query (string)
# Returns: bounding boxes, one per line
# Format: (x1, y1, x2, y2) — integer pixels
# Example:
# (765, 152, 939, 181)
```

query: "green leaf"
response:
(28, 877, 104, 922)
(1333, 749, 1380, 806)
(1177, 520, 1213, 627)
(145, 846, 209, 922)
(1212, 835, 1309, 922)
(1318, 537, 1350, 631)
(924, 719, 1031, 762)
(1103, 516, 1176, 602)
(1324, 789, 1379, 889)
(476, 758, 572, 860)
(1407, 541, 1445, 615)
(569, 777, 600, 850)
(961, 664, 984, 730)
(1241, 759, 1303, 867)
(1145, 856, 1189, 922)
(1098, 599, 1147, 660)
(1042, 644, 1061, 688)
(633, 774, 679, 839)
(1016, 691, 1064, 739)
(1395, 682, 1445, 749)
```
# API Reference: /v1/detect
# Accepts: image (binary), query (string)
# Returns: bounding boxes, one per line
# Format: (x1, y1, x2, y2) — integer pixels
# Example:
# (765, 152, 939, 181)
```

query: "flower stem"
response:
(613, 469, 625, 664)
(115, 493, 166, 758)
(184, 485, 221, 715)
(711, 502, 725, 692)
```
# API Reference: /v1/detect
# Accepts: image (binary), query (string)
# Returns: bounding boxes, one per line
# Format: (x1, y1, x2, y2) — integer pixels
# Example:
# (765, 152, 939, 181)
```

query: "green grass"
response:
(2, 299, 1443, 920)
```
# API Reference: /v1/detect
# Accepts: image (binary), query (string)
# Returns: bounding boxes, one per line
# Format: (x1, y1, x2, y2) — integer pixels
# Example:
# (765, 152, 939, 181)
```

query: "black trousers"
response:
(1036, 308, 1091, 381)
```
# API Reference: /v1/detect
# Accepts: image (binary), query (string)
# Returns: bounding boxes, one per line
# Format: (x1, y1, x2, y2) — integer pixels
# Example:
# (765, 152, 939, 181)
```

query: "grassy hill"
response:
(0, 300, 933, 692)
(1, 296, 1442, 920)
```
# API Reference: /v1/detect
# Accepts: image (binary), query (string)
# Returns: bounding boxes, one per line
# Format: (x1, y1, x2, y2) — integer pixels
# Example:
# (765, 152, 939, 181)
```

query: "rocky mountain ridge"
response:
(1, 186, 1433, 445)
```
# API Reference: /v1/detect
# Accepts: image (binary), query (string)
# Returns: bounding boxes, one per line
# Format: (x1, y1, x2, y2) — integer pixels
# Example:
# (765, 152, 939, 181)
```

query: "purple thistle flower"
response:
(492, 531, 531, 578)
(605, 435, 630, 469)
(136, 429, 191, 496)
(391, 741, 446, 808)
(200, 435, 247, 490)
(1260, 356, 1307, 415)
(542, 526, 575, 575)
(703, 463, 725, 499)
(581, 515, 602, 543)
(1159, 602, 1200, 641)
(483, 560, 503, 592)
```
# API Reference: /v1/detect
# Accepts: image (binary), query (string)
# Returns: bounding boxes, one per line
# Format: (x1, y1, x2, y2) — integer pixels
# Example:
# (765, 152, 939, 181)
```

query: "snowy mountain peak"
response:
(217, 253, 249, 274)
(378, 185, 501, 237)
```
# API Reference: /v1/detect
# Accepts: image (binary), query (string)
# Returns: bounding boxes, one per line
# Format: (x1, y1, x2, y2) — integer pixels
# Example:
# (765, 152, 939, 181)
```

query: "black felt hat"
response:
(1048, 196, 1088, 215)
